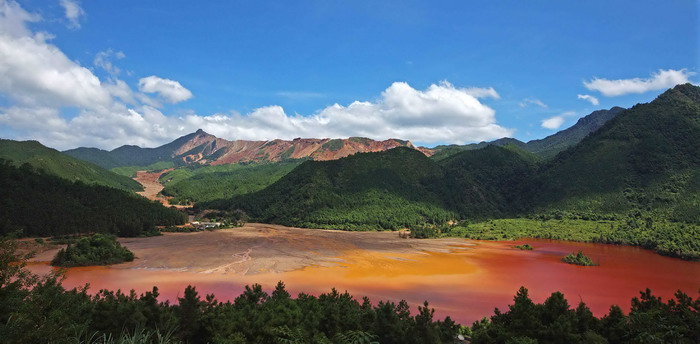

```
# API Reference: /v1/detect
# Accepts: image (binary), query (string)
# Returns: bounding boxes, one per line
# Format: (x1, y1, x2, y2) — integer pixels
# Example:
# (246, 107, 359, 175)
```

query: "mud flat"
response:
(30, 223, 472, 274)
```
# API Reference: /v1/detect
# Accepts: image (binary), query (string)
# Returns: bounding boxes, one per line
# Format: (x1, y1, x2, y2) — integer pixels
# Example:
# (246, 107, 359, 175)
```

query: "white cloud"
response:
(60, 0, 84, 29)
(461, 86, 500, 99)
(584, 69, 694, 97)
(577, 94, 600, 106)
(541, 111, 576, 130)
(519, 98, 548, 108)
(94, 49, 125, 75)
(0, 5, 112, 109)
(138, 76, 193, 104)
(0, 1, 512, 150)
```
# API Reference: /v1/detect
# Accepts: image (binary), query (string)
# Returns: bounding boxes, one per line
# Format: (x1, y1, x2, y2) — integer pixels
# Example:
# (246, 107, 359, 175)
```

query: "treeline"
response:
(0, 160, 186, 237)
(1, 238, 698, 343)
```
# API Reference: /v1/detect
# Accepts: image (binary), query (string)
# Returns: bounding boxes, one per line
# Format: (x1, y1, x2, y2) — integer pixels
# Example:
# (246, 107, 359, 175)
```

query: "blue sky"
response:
(0, 0, 697, 149)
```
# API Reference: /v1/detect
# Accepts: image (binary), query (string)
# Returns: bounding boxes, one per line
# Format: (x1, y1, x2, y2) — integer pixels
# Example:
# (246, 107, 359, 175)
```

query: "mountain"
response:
(535, 84, 700, 221)
(207, 147, 456, 230)
(0, 160, 186, 237)
(430, 107, 624, 160)
(0, 139, 142, 191)
(64, 130, 430, 169)
(526, 106, 625, 158)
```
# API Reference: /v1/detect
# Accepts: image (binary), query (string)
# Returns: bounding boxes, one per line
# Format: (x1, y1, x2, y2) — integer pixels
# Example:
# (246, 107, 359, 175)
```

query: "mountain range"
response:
(62, 105, 624, 169)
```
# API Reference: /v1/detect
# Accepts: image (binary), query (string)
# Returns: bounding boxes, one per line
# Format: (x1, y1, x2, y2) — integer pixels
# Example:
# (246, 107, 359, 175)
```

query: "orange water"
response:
(27, 239, 700, 324)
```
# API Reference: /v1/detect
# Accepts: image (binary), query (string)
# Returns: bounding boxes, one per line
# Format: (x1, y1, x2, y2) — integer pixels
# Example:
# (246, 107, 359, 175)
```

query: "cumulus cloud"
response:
(584, 69, 694, 97)
(541, 111, 575, 130)
(138, 76, 193, 104)
(0, 0, 512, 150)
(519, 98, 548, 108)
(60, 0, 84, 29)
(577, 94, 600, 106)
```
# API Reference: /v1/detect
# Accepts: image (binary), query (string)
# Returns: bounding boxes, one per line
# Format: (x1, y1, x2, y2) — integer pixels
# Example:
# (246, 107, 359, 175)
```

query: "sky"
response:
(0, 0, 697, 150)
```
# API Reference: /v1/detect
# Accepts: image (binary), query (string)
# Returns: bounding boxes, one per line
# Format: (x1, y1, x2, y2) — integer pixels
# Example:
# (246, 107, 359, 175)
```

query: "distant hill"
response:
(207, 147, 456, 230)
(0, 160, 186, 237)
(0, 139, 142, 191)
(535, 83, 700, 222)
(431, 107, 624, 160)
(64, 129, 430, 169)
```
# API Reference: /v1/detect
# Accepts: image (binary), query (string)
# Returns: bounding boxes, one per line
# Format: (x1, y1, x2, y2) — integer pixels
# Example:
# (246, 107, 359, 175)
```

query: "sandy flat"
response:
(30, 223, 472, 275)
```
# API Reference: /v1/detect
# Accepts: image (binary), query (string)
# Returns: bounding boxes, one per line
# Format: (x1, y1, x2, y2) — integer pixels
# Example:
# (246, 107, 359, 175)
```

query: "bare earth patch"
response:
(30, 223, 472, 275)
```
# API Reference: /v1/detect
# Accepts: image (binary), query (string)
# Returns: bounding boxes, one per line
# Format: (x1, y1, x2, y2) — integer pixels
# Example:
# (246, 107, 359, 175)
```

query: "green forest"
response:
(0, 160, 186, 237)
(1, 237, 698, 343)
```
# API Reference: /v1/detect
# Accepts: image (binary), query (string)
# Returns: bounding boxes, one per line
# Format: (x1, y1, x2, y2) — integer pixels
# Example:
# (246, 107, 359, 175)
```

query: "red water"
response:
(27, 239, 700, 325)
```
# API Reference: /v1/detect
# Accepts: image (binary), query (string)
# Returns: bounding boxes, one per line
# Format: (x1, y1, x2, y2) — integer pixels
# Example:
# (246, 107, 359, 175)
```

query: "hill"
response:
(431, 107, 624, 160)
(535, 83, 700, 222)
(207, 147, 456, 230)
(159, 160, 304, 204)
(436, 145, 538, 218)
(64, 129, 431, 169)
(0, 160, 186, 237)
(0, 139, 142, 191)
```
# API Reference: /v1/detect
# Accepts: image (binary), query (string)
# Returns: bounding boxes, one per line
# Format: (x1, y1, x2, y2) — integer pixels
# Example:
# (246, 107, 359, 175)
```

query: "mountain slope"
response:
(526, 106, 625, 158)
(208, 147, 456, 230)
(64, 130, 429, 169)
(0, 139, 142, 191)
(0, 160, 186, 237)
(536, 84, 700, 221)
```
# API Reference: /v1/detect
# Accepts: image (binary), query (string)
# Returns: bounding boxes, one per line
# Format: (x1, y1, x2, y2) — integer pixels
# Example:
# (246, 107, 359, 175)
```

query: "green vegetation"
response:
(160, 161, 303, 204)
(111, 161, 175, 177)
(207, 148, 457, 230)
(0, 139, 142, 191)
(561, 251, 597, 266)
(51, 234, 135, 267)
(322, 138, 345, 151)
(514, 244, 533, 250)
(0, 160, 187, 237)
(470, 286, 700, 344)
(2, 237, 698, 343)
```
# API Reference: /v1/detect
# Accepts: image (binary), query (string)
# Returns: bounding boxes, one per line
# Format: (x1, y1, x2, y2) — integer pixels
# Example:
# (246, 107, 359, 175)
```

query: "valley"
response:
(26, 224, 700, 325)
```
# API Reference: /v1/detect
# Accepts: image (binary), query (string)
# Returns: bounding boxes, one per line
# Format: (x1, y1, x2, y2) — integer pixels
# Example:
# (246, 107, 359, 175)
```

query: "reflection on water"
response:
(27, 238, 700, 324)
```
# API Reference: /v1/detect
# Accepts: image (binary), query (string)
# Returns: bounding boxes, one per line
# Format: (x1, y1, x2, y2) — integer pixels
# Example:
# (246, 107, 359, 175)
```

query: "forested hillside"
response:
(207, 148, 456, 230)
(534, 83, 700, 221)
(0, 140, 142, 191)
(0, 160, 186, 237)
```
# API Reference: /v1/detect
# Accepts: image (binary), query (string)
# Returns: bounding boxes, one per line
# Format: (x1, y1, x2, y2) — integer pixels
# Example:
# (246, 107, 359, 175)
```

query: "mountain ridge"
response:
(64, 132, 430, 169)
